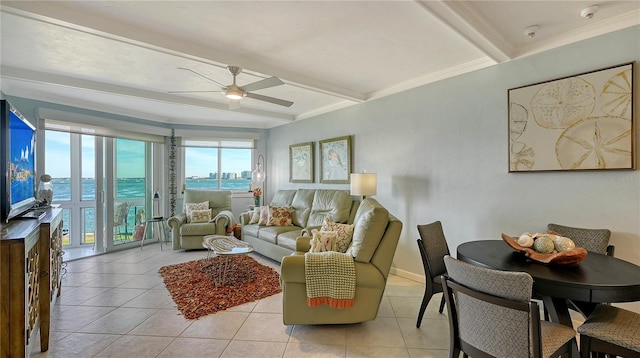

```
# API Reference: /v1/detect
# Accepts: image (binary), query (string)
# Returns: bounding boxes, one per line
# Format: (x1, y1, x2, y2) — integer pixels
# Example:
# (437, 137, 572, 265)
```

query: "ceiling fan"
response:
(171, 66, 294, 109)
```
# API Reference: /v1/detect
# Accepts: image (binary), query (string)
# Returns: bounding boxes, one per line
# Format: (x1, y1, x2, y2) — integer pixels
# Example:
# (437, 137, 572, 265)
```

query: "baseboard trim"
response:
(389, 267, 425, 284)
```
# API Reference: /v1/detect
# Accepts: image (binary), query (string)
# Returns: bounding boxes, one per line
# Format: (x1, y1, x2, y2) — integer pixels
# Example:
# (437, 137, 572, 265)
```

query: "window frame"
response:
(181, 137, 255, 193)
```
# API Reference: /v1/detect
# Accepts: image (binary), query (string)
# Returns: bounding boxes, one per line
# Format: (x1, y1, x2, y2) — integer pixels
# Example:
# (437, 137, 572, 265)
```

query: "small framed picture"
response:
(319, 136, 352, 184)
(289, 142, 314, 183)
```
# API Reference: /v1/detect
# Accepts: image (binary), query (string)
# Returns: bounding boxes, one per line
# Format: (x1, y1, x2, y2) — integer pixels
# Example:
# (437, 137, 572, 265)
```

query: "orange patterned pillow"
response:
(266, 205, 293, 226)
(321, 217, 355, 253)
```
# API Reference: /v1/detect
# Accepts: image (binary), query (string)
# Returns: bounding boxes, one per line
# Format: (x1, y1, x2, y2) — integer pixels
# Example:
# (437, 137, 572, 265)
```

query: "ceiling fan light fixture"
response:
(224, 88, 244, 100)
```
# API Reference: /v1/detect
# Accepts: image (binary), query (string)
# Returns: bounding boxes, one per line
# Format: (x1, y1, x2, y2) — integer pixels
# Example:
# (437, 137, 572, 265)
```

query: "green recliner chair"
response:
(280, 198, 403, 325)
(167, 189, 233, 250)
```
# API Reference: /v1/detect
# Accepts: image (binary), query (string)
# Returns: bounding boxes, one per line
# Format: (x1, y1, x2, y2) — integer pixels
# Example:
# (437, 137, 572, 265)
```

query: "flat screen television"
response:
(0, 100, 37, 222)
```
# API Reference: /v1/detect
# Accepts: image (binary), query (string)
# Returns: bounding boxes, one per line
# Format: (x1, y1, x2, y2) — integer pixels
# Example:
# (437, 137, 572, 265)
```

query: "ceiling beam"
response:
(416, 0, 513, 63)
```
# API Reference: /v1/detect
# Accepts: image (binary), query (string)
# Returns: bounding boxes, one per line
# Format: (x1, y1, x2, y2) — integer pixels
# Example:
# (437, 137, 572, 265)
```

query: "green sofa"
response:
(280, 198, 403, 325)
(167, 189, 233, 250)
(239, 189, 359, 262)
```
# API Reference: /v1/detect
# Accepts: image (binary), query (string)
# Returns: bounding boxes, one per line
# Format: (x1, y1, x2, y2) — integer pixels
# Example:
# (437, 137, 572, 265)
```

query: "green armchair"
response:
(167, 189, 233, 250)
(280, 198, 402, 325)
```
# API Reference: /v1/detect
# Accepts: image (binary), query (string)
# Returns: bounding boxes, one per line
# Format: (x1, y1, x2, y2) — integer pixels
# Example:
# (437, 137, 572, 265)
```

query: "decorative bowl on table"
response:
(501, 233, 588, 265)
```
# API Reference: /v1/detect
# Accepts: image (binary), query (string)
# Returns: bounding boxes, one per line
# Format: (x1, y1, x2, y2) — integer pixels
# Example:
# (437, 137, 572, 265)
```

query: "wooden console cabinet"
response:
(0, 207, 63, 357)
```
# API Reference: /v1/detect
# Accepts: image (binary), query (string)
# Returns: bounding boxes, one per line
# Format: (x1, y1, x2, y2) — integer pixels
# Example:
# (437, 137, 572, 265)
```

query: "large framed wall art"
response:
(289, 141, 314, 183)
(508, 62, 634, 172)
(319, 135, 352, 183)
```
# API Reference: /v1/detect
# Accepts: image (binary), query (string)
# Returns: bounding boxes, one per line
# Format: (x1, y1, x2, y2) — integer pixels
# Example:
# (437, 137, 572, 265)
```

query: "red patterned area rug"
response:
(159, 255, 281, 319)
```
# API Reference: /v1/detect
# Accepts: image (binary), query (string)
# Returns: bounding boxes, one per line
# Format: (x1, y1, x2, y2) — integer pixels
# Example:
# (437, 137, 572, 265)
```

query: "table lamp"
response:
(350, 172, 377, 200)
(153, 190, 161, 219)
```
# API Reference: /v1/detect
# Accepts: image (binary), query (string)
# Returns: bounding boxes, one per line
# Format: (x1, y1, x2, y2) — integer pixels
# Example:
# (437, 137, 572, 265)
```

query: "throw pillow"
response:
(267, 205, 293, 226)
(258, 206, 269, 225)
(248, 208, 260, 224)
(190, 209, 212, 223)
(185, 201, 209, 223)
(309, 230, 337, 252)
(321, 217, 355, 253)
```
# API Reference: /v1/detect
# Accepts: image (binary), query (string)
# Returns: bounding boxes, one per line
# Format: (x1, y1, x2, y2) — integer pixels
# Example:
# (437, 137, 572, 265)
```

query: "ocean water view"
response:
(52, 177, 252, 201)
(51, 177, 251, 233)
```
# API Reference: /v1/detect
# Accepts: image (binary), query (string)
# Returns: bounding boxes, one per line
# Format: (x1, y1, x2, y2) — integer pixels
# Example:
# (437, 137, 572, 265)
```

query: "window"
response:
(183, 139, 253, 191)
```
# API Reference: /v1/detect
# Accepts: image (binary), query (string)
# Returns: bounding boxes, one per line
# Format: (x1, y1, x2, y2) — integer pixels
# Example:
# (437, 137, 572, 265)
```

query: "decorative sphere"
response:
(553, 236, 576, 252)
(533, 235, 555, 254)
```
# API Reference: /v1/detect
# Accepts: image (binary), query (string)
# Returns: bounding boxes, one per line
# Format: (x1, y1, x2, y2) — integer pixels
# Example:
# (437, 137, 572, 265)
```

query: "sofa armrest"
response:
(280, 254, 306, 283)
(295, 236, 312, 252)
(167, 213, 186, 229)
(167, 214, 187, 250)
(239, 211, 253, 225)
(212, 209, 233, 235)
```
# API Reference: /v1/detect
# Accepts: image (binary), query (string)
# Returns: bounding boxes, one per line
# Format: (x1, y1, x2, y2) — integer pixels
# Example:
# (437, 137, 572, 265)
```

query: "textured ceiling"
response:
(1, 1, 638, 128)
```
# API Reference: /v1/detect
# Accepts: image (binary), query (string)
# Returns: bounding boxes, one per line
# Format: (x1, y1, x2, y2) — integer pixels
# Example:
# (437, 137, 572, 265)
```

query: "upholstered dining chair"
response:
(442, 255, 578, 358)
(547, 223, 614, 318)
(577, 304, 640, 358)
(416, 221, 450, 328)
(547, 223, 614, 256)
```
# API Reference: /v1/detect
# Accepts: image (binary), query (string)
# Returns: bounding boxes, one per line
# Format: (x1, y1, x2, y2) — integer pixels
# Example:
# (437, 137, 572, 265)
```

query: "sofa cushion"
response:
(267, 205, 293, 226)
(180, 222, 219, 236)
(307, 190, 352, 226)
(271, 190, 296, 206)
(185, 201, 209, 223)
(258, 225, 301, 244)
(289, 189, 315, 227)
(183, 189, 232, 218)
(346, 198, 389, 263)
(277, 231, 303, 250)
(243, 223, 260, 237)
(321, 217, 354, 253)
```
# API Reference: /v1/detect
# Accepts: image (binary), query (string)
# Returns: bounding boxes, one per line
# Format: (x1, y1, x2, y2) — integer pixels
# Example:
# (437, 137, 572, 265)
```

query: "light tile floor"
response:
(31, 244, 452, 358)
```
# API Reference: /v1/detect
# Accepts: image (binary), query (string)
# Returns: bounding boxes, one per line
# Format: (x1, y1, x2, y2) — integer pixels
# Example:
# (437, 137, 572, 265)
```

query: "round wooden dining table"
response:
(457, 240, 640, 327)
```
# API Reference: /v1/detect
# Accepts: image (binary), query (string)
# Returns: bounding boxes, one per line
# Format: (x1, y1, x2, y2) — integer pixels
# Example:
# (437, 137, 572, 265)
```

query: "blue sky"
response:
(45, 132, 251, 178)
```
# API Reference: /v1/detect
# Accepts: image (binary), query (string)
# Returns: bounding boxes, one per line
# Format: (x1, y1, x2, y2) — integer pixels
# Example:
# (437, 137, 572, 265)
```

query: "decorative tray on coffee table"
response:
(501, 233, 588, 265)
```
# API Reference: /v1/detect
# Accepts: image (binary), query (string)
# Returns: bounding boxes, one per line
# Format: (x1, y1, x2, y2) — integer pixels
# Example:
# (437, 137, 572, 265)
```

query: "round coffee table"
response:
(202, 235, 254, 286)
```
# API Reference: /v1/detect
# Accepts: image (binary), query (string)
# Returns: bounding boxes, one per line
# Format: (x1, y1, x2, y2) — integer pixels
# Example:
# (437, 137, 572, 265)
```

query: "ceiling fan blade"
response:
(246, 92, 294, 107)
(242, 76, 284, 92)
(177, 67, 226, 88)
(168, 90, 221, 94)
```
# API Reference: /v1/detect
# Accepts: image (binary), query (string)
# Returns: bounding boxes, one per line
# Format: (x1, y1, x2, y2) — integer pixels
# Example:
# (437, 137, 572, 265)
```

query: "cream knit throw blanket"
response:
(304, 251, 356, 309)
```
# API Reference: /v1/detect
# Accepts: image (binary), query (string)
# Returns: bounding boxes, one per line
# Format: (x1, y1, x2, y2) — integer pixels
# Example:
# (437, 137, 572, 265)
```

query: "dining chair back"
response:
(443, 255, 578, 358)
(547, 223, 615, 318)
(547, 223, 613, 256)
(577, 304, 640, 358)
(416, 221, 450, 328)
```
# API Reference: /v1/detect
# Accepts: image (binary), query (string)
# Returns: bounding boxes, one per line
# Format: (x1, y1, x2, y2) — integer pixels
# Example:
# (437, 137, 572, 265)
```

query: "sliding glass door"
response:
(45, 130, 156, 256)
(109, 138, 149, 249)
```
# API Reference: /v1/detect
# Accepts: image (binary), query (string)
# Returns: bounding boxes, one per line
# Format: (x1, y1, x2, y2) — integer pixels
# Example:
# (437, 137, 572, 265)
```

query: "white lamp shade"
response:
(350, 173, 377, 196)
